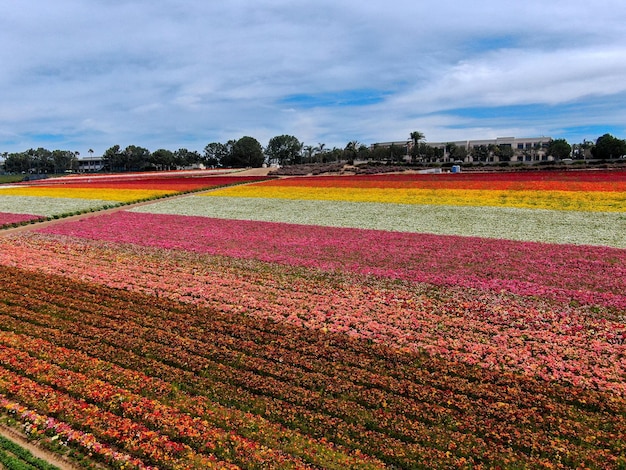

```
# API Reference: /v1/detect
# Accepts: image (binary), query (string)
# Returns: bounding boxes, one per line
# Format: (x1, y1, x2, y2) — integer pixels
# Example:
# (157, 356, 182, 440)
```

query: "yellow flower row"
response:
(0, 187, 175, 203)
(204, 185, 626, 212)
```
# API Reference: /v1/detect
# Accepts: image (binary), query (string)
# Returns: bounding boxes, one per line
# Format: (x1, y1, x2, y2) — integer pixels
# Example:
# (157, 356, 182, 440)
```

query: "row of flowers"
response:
(16, 175, 271, 193)
(0, 263, 624, 468)
(0, 195, 118, 218)
(202, 185, 626, 212)
(0, 175, 271, 229)
(0, 330, 378, 470)
(35, 211, 626, 310)
(0, 212, 45, 226)
(0, 170, 624, 468)
(122, 196, 626, 247)
(254, 170, 626, 191)
(0, 396, 156, 470)
(1, 233, 624, 396)
(0, 186, 175, 202)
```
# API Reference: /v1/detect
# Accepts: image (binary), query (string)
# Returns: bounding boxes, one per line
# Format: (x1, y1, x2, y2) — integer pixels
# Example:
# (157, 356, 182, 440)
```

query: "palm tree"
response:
(344, 141, 359, 163)
(410, 131, 425, 162)
(314, 143, 326, 163)
(303, 145, 314, 163)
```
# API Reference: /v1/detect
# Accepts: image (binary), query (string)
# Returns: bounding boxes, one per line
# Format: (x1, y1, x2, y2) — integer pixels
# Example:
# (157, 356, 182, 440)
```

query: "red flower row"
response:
(27, 175, 272, 191)
(260, 170, 626, 191)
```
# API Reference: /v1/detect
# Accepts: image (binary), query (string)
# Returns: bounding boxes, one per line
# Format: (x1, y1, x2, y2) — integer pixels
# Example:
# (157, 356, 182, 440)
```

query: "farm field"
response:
(0, 170, 270, 229)
(0, 169, 625, 469)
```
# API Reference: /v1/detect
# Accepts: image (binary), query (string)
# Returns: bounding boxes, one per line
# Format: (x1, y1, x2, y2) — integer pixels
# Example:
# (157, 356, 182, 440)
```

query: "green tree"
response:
(370, 144, 389, 162)
(26, 148, 53, 173)
(52, 150, 78, 173)
(592, 133, 626, 160)
(124, 145, 150, 171)
(302, 145, 314, 164)
(471, 145, 489, 162)
(343, 141, 360, 163)
(410, 131, 425, 161)
(173, 148, 201, 168)
(225, 136, 264, 168)
(389, 143, 405, 163)
(102, 145, 125, 171)
(149, 149, 175, 170)
(265, 135, 303, 166)
(356, 143, 371, 161)
(495, 144, 514, 162)
(3, 152, 30, 173)
(547, 138, 572, 160)
(450, 145, 468, 162)
(314, 143, 326, 163)
(203, 142, 229, 168)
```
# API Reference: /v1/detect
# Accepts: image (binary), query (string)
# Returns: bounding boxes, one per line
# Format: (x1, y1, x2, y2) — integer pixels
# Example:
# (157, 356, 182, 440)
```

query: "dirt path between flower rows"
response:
(0, 424, 82, 470)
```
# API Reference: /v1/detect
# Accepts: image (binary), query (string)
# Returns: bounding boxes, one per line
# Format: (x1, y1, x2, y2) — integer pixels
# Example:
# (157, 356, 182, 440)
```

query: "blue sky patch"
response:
(445, 104, 556, 120)
(280, 89, 390, 108)
(27, 133, 67, 143)
(465, 35, 518, 53)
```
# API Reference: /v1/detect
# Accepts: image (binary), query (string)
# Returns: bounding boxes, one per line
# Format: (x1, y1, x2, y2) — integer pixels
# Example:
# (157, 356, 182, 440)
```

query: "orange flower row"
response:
(261, 170, 626, 192)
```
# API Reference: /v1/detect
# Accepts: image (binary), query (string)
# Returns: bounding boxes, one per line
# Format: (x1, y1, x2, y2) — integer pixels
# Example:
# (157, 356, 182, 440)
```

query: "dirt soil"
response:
(0, 424, 81, 470)
(233, 167, 273, 176)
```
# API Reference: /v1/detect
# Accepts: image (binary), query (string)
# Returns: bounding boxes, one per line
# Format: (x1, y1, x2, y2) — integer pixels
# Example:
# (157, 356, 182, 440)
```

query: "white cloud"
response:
(1, 0, 625, 154)
(393, 46, 626, 112)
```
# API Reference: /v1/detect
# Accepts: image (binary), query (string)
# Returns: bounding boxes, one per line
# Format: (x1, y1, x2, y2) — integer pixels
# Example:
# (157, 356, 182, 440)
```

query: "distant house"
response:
(77, 156, 104, 172)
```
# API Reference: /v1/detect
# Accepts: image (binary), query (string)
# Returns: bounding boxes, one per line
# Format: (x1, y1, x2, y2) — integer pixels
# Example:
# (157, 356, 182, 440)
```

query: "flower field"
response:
(0, 172, 270, 229)
(0, 169, 624, 469)
(199, 172, 626, 212)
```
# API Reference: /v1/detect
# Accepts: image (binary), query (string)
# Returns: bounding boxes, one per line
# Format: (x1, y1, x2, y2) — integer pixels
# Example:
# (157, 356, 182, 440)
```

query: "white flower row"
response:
(130, 195, 626, 248)
(0, 196, 116, 217)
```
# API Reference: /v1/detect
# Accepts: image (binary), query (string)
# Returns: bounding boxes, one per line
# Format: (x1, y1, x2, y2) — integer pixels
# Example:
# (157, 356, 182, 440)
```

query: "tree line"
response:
(2, 132, 625, 174)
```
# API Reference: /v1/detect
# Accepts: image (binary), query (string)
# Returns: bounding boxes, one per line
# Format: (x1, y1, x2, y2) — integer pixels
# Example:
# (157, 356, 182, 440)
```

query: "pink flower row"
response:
(38, 211, 626, 310)
(0, 212, 42, 226)
(1, 232, 625, 396)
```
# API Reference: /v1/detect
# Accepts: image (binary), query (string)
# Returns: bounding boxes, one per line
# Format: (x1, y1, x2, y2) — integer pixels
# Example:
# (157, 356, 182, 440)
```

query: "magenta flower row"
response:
(4, 231, 622, 395)
(39, 211, 626, 310)
(0, 212, 42, 226)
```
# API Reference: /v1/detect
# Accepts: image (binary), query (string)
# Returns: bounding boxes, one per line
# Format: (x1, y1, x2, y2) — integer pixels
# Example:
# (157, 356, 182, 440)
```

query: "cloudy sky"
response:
(1, 0, 626, 156)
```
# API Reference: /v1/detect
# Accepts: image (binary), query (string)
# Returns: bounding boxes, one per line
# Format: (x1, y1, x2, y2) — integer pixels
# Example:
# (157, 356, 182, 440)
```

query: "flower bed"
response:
(1, 232, 625, 395)
(34, 211, 626, 309)
(0, 212, 45, 227)
(0, 261, 623, 469)
(204, 170, 626, 212)
(0, 169, 624, 468)
(0, 175, 271, 230)
(123, 196, 626, 247)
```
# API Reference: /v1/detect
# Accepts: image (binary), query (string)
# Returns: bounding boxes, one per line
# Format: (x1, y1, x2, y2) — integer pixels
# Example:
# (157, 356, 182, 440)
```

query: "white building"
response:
(371, 136, 553, 163)
(77, 156, 104, 172)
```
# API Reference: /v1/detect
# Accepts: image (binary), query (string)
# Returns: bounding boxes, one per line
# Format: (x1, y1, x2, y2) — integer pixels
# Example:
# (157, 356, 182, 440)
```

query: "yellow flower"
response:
(0, 187, 174, 203)
(203, 186, 626, 212)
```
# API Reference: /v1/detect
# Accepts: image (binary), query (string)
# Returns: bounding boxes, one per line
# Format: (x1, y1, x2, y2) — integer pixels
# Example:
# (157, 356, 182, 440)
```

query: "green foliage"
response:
(222, 136, 265, 168)
(0, 435, 60, 470)
(149, 148, 175, 170)
(547, 138, 572, 160)
(265, 135, 303, 166)
(203, 142, 229, 168)
(592, 133, 626, 160)
(0, 175, 25, 184)
(173, 148, 201, 168)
